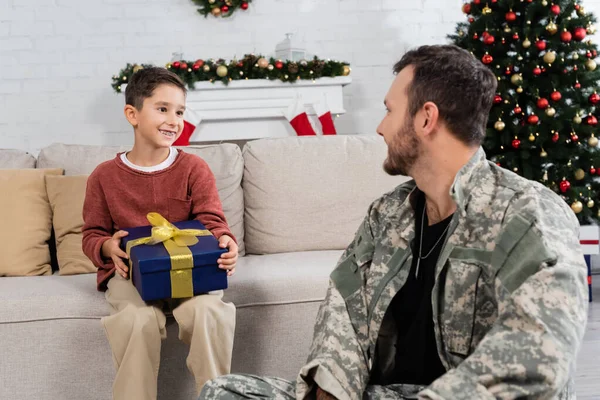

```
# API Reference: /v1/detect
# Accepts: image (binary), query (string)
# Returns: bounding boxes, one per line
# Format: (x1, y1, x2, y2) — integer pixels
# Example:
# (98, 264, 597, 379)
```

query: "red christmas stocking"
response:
(173, 109, 202, 146)
(284, 95, 316, 136)
(313, 96, 337, 135)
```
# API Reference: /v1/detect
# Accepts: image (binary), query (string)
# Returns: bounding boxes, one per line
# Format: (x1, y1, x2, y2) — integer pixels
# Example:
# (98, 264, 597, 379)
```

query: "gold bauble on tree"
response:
(504, 26, 512, 33)
(203, 64, 210, 72)
(516, 86, 524, 93)
(482, 5, 492, 14)
(211, 7, 221, 16)
(586, 59, 597, 71)
(523, 38, 532, 48)
(578, 7, 586, 16)
(546, 22, 558, 35)
(545, 107, 556, 117)
(588, 24, 597, 34)
(494, 120, 506, 131)
(571, 201, 583, 213)
(589, 135, 599, 147)
(342, 65, 351, 76)
(541, 149, 548, 157)
(511, 73, 523, 85)
(575, 168, 586, 180)
(529, 133, 536, 142)
(574, 114, 582, 124)
(543, 51, 557, 64)
(588, 199, 595, 208)
(216, 65, 228, 77)
(542, 0, 548, 5)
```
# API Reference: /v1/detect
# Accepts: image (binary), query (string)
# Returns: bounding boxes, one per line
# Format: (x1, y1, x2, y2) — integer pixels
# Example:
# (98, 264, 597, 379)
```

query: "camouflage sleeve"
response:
(296, 213, 375, 400)
(419, 192, 589, 400)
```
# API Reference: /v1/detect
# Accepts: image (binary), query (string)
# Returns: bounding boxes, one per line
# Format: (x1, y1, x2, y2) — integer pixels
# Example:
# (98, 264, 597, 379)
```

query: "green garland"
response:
(111, 54, 351, 93)
(191, 0, 251, 17)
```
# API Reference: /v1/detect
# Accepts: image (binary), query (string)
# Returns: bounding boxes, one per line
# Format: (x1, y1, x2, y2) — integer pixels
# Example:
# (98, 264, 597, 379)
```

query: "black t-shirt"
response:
(389, 192, 453, 385)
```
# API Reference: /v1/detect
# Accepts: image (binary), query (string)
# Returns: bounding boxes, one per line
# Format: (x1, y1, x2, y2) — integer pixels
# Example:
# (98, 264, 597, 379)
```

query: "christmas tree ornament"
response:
(590, 92, 600, 104)
(275, 60, 284, 69)
(587, 115, 598, 125)
(586, 59, 597, 70)
(516, 86, 524, 93)
(469, 17, 475, 23)
(523, 38, 531, 48)
(543, 51, 557, 64)
(513, 33, 519, 40)
(505, 10, 517, 21)
(551, 4, 560, 15)
(588, 199, 595, 208)
(267, 64, 274, 71)
(221, 5, 229, 13)
(541, 0, 548, 5)
(482, 53, 494, 64)
(573, 52, 580, 60)
(533, 66, 542, 75)
(484, 34, 495, 45)
(591, 167, 597, 175)
(537, 98, 549, 109)
(561, 30, 573, 43)
(482, 5, 492, 14)
(462, 3, 472, 14)
(203, 64, 210, 72)
(546, 22, 558, 35)
(535, 40, 547, 50)
(211, 7, 221, 16)
(342, 65, 351, 76)
(241, 2, 249, 10)
(494, 95, 502, 104)
(560, 179, 571, 193)
(504, 26, 512, 33)
(546, 107, 556, 117)
(578, 6, 586, 16)
(257, 58, 269, 68)
(512, 138, 521, 148)
(514, 105, 522, 114)
(572, 132, 580, 141)
(587, 24, 596, 34)
(529, 133, 536, 142)
(541, 149, 548, 157)
(494, 120, 506, 131)
(574, 27, 587, 41)
(574, 114, 582, 124)
(552, 132, 560, 142)
(528, 114, 540, 124)
(575, 168, 586, 180)
(510, 73, 523, 85)
(571, 201, 583, 213)
(550, 90, 562, 101)
(473, 32, 479, 39)
(575, 81, 582, 89)
(589, 135, 599, 147)
(216, 65, 228, 77)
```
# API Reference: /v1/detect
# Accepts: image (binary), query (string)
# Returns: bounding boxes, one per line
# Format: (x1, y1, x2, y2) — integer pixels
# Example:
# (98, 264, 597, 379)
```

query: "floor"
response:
(575, 284, 600, 399)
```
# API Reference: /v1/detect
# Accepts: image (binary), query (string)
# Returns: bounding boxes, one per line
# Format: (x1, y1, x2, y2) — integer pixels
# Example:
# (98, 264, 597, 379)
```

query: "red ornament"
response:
(275, 61, 284, 69)
(535, 40, 547, 51)
(473, 33, 479, 39)
(241, 2, 249, 10)
(587, 115, 598, 125)
(237, 62, 244, 67)
(195, 59, 204, 67)
(180, 62, 188, 69)
(192, 64, 200, 71)
(513, 33, 519, 40)
(491, 0, 497, 3)
(575, 4, 580, 10)
(506, 11, 517, 22)
(574, 65, 578, 71)
(591, 167, 597, 175)
(221, 5, 229, 13)
(482, 54, 493, 64)
(537, 98, 549, 109)
(575, 81, 582, 89)
(172, 61, 180, 68)
(502, 38, 506, 44)
(462, 3, 471, 14)
(587, 51, 593, 58)
(474, 0, 480, 4)
(533, 66, 542, 76)
(551, 4, 561, 15)
(512, 139, 521, 149)
(528, 115, 540, 125)
(572, 133, 580, 141)
(590, 93, 600, 104)
(593, 50, 598, 57)
(552, 132, 560, 142)
(561, 30, 572, 43)
(469, 17, 475, 23)
(484, 34, 495, 45)
(494, 95, 502, 104)
(550, 91, 562, 101)
(574, 27, 587, 41)
(560, 180, 571, 193)
(514, 106, 522, 114)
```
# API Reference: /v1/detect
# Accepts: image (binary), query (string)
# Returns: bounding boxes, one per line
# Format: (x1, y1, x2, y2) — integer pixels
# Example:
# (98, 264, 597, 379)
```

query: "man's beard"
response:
(383, 118, 421, 177)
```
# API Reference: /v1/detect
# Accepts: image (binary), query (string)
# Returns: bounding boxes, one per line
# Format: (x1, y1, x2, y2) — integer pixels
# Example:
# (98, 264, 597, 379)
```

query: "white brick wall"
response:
(2, 0, 600, 154)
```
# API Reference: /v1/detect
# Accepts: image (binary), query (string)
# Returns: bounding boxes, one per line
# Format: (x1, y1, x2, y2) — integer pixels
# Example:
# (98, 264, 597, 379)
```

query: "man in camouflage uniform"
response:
(200, 45, 589, 399)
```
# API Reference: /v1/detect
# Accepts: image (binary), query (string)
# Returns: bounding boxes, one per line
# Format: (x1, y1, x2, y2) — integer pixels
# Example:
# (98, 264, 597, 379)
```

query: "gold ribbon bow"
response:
(126, 213, 213, 298)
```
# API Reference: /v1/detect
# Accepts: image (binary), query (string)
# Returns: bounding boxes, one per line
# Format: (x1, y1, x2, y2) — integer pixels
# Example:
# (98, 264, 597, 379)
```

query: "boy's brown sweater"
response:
(82, 150, 235, 291)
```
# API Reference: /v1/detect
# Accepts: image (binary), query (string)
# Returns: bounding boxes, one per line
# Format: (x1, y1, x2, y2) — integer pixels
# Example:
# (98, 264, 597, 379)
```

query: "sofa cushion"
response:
(0, 168, 63, 276)
(45, 175, 96, 275)
(242, 136, 409, 254)
(0, 149, 36, 168)
(37, 143, 245, 255)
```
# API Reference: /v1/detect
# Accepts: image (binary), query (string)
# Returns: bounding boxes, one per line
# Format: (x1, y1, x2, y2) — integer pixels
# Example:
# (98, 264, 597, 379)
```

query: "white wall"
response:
(0, 0, 470, 154)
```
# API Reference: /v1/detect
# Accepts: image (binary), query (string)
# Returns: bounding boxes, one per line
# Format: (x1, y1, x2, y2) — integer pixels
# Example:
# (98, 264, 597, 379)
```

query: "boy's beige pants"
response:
(101, 274, 236, 400)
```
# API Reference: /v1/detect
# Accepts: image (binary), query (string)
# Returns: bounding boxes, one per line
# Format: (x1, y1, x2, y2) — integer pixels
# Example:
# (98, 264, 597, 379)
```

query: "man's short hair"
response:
(125, 67, 187, 110)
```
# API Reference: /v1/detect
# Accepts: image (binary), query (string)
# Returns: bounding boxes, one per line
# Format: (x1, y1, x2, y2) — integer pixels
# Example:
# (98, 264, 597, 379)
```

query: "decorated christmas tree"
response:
(450, 1, 600, 224)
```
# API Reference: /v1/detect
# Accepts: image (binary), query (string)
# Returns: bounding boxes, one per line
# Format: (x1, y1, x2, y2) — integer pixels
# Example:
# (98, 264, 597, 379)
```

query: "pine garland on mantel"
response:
(191, 0, 251, 17)
(111, 54, 351, 93)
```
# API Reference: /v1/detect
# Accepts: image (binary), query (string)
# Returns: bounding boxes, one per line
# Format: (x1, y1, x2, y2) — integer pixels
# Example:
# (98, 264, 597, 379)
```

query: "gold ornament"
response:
(267, 64, 274, 71)
(516, 86, 524, 93)
(504, 26, 512, 33)
(511, 73, 523, 86)
(216, 65, 228, 77)
(523, 38, 531, 48)
(529, 133, 536, 142)
(589, 135, 599, 147)
(586, 59, 597, 71)
(541, 149, 548, 158)
(208, 0, 215, 3)
(574, 115, 582, 124)
(543, 51, 557, 64)
(588, 199, 595, 208)
(578, 7, 586, 17)
(546, 22, 558, 35)
(494, 120, 506, 131)
(517, 55, 524, 61)
(571, 201, 583, 213)
(257, 58, 269, 68)
(575, 168, 586, 180)
(132, 64, 143, 73)
(482, 5, 492, 15)
(225, 0, 232, 5)
(211, 7, 221, 16)
(588, 24, 597, 34)
(342, 65, 351, 76)
(573, 52, 580, 60)
(545, 107, 556, 117)
(542, 0, 548, 5)
(203, 64, 210, 72)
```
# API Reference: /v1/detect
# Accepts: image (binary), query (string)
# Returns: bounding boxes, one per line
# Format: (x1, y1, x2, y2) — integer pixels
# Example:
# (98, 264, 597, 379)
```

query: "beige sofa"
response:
(0, 136, 407, 400)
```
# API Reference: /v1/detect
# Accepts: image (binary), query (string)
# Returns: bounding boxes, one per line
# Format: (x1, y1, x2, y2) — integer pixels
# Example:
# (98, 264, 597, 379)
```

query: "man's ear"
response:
(421, 102, 439, 135)
(124, 104, 139, 127)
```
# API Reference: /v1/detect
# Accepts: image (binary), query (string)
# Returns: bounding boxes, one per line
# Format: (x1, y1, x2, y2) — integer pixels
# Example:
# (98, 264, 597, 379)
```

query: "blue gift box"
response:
(120, 219, 228, 302)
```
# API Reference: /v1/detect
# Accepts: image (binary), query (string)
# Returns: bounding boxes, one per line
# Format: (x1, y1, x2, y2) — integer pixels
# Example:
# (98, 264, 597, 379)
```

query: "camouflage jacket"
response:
(296, 148, 589, 400)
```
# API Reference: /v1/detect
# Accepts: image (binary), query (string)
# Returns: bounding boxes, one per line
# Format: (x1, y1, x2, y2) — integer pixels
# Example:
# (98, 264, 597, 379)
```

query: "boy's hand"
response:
(218, 235, 238, 276)
(101, 230, 130, 279)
